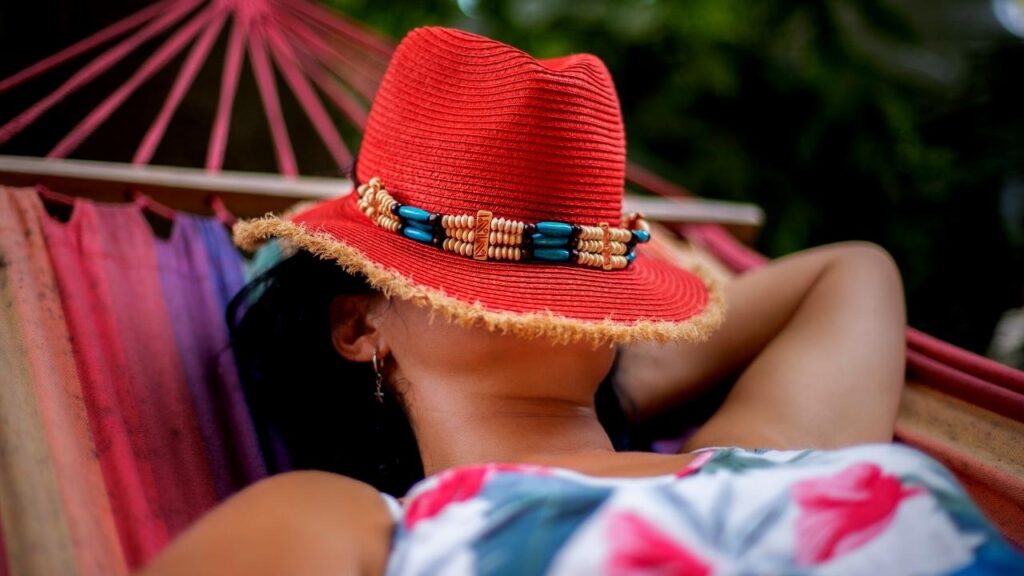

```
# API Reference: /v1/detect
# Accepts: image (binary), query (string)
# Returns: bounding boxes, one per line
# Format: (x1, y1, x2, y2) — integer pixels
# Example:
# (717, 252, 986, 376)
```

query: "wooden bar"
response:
(0, 155, 764, 227)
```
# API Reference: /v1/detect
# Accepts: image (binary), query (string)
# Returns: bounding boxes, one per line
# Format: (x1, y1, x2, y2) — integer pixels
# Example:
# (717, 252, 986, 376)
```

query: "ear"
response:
(329, 295, 388, 363)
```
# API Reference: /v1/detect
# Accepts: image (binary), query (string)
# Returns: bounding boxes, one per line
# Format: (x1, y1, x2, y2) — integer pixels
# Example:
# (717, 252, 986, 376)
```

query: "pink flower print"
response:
(606, 511, 712, 576)
(403, 463, 547, 529)
(676, 451, 716, 479)
(404, 467, 490, 529)
(793, 462, 922, 565)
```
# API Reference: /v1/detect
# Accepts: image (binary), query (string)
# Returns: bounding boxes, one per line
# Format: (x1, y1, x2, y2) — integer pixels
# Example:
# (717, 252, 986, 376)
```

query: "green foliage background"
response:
(326, 0, 1024, 356)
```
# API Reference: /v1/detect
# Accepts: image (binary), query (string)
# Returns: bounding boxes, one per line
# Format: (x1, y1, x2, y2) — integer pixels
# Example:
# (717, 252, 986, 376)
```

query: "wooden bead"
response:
(578, 225, 603, 241)
(444, 228, 475, 242)
(359, 176, 641, 270)
(487, 245, 522, 261)
(489, 217, 524, 234)
(609, 228, 632, 243)
(576, 252, 602, 267)
(443, 239, 474, 257)
(375, 215, 400, 232)
(488, 231, 522, 246)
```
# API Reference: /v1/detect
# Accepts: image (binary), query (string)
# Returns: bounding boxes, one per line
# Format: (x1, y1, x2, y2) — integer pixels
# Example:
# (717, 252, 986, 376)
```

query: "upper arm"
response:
(138, 471, 394, 576)
(619, 242, 906, 450)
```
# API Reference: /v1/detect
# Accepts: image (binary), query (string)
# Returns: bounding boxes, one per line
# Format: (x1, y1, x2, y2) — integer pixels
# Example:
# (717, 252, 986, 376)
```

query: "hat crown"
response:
(356, 27, 626, 226)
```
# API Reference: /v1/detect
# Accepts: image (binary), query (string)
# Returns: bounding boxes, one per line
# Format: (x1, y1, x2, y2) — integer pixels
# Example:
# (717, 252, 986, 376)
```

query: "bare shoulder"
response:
(140, 471, 394, 576)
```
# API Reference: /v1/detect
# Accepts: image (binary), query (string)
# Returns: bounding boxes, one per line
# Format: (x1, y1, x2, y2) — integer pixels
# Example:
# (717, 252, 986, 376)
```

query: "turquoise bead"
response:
(405, 220, 433, 232)
(535, 221, 573, 237)
(531, 233, 569, 247)
(402, 226, 433, 243)
(534, 248, 570, 262)
(397, 205, 432, 222)
(626, 250, 637, 263)
(631, 229, 650, 243)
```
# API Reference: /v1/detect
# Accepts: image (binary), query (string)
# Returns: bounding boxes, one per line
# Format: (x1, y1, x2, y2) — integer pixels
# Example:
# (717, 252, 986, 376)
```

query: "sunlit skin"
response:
(141, 241, 906, 575)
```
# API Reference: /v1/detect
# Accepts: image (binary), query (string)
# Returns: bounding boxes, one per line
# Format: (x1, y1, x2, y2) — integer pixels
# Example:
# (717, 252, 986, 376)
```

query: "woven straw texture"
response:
(235, 26, 725, 343)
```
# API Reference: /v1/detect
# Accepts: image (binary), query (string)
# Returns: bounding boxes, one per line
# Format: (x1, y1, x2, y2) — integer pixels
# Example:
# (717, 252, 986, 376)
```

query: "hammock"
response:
(0, 1, 1021, 574)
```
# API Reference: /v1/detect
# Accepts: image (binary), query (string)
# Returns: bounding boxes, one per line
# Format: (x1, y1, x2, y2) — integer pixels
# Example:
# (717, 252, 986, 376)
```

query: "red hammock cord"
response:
(0, 0, 174, 95)
(274, 11, 380, 101)
(49, 5, 219, 159)
(134, 10, 227, 166)
(265, 26, 351, 169)
(0, 0, 202, 147)
(247, 22, 298, 176)
(0, 0, 382, 177)
(206, 15, 247, 173)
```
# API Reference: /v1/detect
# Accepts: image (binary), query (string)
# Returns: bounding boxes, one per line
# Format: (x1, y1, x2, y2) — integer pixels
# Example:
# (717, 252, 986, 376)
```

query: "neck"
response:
(401, 371, 615, 476)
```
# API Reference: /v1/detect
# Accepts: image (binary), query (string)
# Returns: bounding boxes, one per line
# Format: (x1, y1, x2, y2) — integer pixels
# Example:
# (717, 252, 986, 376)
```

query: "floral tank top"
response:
(382, 444, 1023, 575)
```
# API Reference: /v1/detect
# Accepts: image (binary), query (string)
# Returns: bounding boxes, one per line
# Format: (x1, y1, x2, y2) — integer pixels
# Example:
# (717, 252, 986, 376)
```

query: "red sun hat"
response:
(234, 26, 725, 344)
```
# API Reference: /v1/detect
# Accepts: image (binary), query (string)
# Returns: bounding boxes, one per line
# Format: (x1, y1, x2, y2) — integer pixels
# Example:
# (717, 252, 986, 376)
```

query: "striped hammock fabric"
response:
(0, 186, 265, 575)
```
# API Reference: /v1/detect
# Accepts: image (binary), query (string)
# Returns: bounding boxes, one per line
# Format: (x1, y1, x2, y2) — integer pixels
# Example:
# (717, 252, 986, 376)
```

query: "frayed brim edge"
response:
(233, 216, 727, 345)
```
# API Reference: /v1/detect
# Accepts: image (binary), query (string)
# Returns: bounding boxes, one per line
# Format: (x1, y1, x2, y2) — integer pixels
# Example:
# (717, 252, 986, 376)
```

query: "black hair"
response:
(228, 250, 637, 497)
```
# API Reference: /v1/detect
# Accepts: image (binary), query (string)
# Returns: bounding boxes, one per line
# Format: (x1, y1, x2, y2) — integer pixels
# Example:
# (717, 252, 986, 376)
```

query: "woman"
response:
(142, 27, 1022, 575)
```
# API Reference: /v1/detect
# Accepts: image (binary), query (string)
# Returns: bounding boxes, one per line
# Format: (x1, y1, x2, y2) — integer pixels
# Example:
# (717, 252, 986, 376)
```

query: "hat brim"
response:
(234, 192, 726, 345)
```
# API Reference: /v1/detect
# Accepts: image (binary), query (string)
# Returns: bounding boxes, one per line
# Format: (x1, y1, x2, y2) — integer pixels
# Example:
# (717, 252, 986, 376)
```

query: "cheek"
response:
(382, 300, 617, 382)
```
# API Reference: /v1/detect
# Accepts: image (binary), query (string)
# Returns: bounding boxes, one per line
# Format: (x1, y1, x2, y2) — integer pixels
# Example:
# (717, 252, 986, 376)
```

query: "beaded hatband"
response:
(356, 177, 651, 270)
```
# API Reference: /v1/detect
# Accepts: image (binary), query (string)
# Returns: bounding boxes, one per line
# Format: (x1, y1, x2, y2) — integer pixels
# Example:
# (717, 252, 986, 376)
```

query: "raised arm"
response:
(617, 241, 906, 449)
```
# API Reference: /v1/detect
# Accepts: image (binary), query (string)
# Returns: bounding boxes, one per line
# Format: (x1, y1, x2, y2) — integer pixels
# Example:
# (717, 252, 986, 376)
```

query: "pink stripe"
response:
(0, 0, 202, 147)
(0, 0, 170, 94)
(906, 349, 1024, 423)
(206, 16, 246, 173)
(49, 6, 217, 159)
(274, 12, 381, 101)
(265, 27, 352, 168)
(908, 328, 1024, 395)
(134, 11, 227, 166)
(248, 25, 298, 176)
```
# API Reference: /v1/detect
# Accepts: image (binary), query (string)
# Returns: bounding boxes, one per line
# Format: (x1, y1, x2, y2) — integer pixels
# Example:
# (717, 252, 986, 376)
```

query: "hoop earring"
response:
(372, 348, 384, 403)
